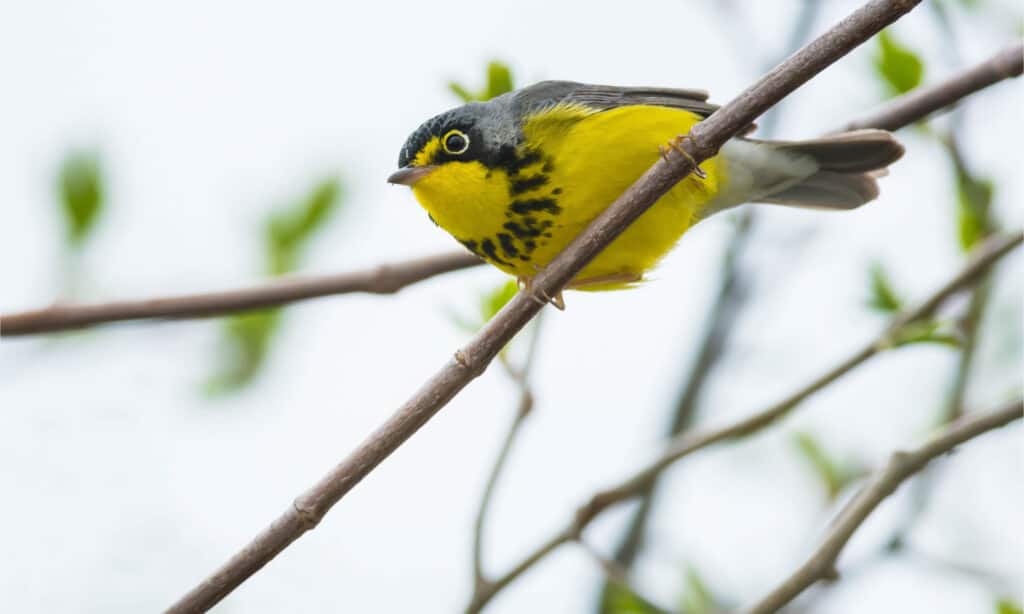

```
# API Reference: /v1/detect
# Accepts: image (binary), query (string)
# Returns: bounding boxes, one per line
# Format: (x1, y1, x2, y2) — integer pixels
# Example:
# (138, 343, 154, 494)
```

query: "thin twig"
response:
(840, 42, 1023, 132)
(166, 2, 925, 610)
(743, 398, 1023, 614)
(472, 315, 544, 590)
(466, 231, 1022, 613)
(1, 251, 483, 336)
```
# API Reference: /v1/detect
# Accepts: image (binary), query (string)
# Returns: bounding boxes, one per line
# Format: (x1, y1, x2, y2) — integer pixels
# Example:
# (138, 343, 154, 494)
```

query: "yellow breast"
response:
(411, 104, 725, 289)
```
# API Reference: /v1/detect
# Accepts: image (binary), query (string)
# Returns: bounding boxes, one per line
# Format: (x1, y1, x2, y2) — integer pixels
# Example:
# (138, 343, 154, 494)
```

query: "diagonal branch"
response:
(841, 42, 1023, 132)
(743, 398, 1023, 614)
(465, 230, 1021, 613)
(1, 251, 482, 336)
(164, 1, 927, 611)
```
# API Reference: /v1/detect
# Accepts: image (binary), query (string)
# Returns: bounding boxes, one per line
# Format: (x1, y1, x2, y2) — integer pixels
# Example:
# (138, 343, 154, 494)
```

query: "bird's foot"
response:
(517, 275, 566, 311)
(660, 135, 706, 179)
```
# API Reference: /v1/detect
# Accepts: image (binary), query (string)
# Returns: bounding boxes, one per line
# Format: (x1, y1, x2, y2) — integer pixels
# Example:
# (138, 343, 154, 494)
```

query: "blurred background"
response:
(1, 0, 1021, 612)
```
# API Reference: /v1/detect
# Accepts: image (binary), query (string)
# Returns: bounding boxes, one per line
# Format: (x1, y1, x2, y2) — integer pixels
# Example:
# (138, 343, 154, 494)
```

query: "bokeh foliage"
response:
(206, 178, 343, 394)
(873, 29, 924, 96)
(792, 431, 866, 500)
(449, 61, 515, 102)
(57, 151, 105, 247)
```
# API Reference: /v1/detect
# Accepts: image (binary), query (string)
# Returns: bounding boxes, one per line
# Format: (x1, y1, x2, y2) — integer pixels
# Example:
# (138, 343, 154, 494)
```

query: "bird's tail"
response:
(706, 129, 904, 216)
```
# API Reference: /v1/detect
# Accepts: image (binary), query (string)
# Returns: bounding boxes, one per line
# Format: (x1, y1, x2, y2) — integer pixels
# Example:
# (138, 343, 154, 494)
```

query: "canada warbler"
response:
(389, 81, 903, 292)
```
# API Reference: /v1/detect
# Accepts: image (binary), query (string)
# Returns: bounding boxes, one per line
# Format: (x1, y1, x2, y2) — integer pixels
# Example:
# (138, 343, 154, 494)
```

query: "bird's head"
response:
(387, 102, 518, 199)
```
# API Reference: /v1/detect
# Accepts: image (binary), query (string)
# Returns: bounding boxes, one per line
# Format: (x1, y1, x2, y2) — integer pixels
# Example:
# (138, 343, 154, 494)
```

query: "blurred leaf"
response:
(206, 309, 281, 394)
(57, 151, 104, 246)
(448, 82, 476, 103)
(447, 279, 519, 336)
(996, 598, 1023, 614)
(793, 432, 852, 499)
(444, 306, 480, 334)
(208, 177, 343, 394)
(600, 583, 660, 614)
(679, 567, 714, 614)
(873, 30, 924, 96)
(867, 262, 904, 313)
(892, 320, 962, 348)
(481, 279, 519, 322)
(485, 61, 515, 99)
(266, 178, 343, 275)
(448, 61, 515, 102)
(955, 171, 994, 252)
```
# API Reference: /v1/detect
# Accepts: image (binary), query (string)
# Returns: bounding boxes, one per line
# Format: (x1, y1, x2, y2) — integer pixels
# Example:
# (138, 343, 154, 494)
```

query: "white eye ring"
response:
(442, 129, 470, 155)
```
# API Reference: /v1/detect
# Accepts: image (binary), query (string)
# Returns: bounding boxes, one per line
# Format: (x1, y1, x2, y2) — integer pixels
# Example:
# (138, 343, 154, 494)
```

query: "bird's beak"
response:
(387, 165, 437, 186)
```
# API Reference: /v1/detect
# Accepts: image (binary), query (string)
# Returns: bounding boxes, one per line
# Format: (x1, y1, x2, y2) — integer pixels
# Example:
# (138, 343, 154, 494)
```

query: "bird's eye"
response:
(442, 130, 470, 155)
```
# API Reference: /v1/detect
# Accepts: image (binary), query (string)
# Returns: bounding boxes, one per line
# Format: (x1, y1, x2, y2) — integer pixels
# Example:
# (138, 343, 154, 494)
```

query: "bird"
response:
(388, 81, 903, 302)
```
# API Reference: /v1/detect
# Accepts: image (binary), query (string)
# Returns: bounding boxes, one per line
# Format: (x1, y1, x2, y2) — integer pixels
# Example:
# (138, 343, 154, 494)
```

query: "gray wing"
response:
(510, 80, 719, 118)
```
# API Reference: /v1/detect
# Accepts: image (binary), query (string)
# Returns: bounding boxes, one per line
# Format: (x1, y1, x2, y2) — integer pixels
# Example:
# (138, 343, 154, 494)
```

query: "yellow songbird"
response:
(389, 81, 903, 294)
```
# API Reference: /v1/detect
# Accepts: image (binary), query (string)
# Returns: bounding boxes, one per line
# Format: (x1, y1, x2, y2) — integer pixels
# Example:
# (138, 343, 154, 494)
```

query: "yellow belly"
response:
(411, 105, 724, 289)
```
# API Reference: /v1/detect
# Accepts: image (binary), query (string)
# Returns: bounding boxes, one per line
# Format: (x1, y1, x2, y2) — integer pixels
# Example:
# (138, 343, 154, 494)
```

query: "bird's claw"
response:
(517, 275, 566, 311)
(662, 135, 706, 179)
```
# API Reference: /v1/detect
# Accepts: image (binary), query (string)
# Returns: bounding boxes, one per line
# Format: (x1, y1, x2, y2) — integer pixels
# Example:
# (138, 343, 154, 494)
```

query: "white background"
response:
(1, 1, 1021, 612)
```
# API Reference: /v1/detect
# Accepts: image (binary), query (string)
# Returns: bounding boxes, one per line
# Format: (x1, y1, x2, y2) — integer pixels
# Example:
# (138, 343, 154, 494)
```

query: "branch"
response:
(841, 42, 1023, 132)
(466, 230, 1022, 613)
(166, 2, 925, 610)
(1, 251, 483, 336)
(743, 398, 1023, 614)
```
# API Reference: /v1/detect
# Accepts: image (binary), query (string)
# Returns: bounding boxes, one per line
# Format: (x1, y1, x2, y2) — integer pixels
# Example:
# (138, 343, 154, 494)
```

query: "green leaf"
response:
(57, 151, 104, 246)
(448, 82, 476, 103)
(600, 583, 660, 614)
(955, 171, 994, 252)
(793, 432, 850, 499)
(679, 567, 714, 614)
(480, 279, 519, 322)
(206, 309, 281, 394)
(208, 177, 342, 394)
(867, 262, 904, 313)
(444, 280, 518, 336)
(891, 320, 962, 348)
(485, 61, 515, 99)
(996, 598, 1023, 614)
(448, 61, 515, 102)
(873, 29, 924, 96)
(265, 178, 342, 275)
